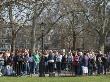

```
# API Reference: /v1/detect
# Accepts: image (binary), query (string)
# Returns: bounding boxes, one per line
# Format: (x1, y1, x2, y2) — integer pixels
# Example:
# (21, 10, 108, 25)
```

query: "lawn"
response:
(0, 75, 110, 82)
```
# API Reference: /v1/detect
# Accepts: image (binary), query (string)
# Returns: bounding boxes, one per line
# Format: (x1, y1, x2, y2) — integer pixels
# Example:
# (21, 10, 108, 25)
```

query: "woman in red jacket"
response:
(73, 51, 80, 76)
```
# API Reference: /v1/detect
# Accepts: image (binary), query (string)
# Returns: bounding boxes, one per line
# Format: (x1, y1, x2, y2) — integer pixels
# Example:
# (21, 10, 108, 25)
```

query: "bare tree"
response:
(1, 0, 32, 52)
(81, 0, 110, 53)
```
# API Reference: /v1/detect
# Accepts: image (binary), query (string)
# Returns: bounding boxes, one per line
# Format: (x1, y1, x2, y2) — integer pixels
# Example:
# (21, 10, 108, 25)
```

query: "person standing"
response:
(78, 52, 83, 75)
(0, 52, 4, 76)
(67, 52, 73, 71)
(73, 52, 80, 76)
(82, 53, 89, 75)
(39, 54, 45, 77)
(56, 52, 62, 76)
(13, 52, 23, 76)
(32, 51, 40, 74)
(48, 50, 55, 76)
(96, 51, 103, 75)
(23, 52, 30, 75)
(61, 54, 67, 70)
(101, 54, 107, 75)
(28, 53, 34, 76)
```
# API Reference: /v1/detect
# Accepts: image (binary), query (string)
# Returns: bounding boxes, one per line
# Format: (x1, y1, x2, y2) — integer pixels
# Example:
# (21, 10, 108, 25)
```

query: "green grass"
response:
(0, 75, 110, 82)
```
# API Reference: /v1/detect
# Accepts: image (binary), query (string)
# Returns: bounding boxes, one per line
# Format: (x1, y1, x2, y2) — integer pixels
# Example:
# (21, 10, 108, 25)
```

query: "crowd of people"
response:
(0, 49, 110, 77)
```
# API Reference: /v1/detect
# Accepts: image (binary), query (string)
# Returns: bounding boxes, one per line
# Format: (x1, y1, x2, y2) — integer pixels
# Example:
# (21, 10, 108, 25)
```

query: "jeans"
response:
(34, 62, 39, 74)
(97, 64, 102, 74)
(102, 64, 107, 74)
(23, 62, 30, 75)
(29, 62, 34, 74)
(0, 62, 3, 75)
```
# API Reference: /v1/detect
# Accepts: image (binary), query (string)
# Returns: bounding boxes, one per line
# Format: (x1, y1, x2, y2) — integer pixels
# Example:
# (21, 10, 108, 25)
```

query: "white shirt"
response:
(56, 55, 62, 62)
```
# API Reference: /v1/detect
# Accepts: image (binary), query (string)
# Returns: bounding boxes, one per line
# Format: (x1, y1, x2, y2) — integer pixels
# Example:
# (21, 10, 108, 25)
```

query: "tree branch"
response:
(37, 15, 63, 40)
(82, 11, 101, 36)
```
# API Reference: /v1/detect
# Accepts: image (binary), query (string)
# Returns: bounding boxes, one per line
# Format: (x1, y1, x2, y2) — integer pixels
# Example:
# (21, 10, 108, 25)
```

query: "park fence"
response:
(0, 61, 110, 77)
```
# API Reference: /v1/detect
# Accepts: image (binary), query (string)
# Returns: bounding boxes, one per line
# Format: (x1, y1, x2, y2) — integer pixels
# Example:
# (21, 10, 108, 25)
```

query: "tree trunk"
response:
(11, 33, 16, 52)
(72, 31, 76, 50)
(30, 0, 45, 53)
(30, 1, 37, 53)
(31, 17, 36, 53)
(99, 34, 106, 54)
(8, 1, 15, 53)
